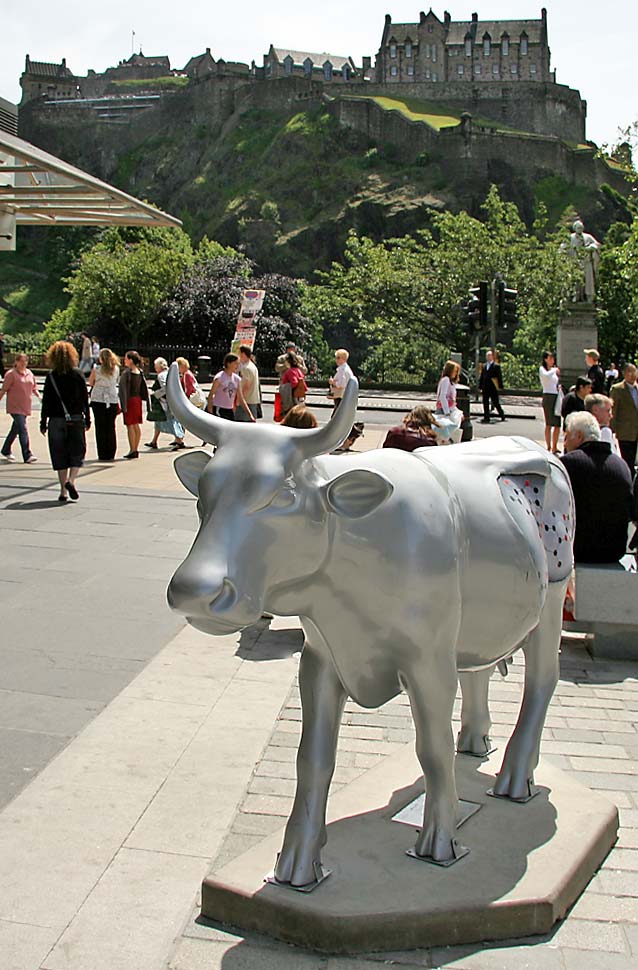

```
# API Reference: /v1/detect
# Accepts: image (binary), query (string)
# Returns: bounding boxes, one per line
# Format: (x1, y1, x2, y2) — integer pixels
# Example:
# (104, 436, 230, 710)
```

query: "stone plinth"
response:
(574, 558, 638, 659)
(557, 303, 598, 389)
(201, 744, 617, 953)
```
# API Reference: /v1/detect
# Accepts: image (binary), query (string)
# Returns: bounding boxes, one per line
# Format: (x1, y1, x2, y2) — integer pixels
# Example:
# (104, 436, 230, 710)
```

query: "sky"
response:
(2, 1, 635, 149)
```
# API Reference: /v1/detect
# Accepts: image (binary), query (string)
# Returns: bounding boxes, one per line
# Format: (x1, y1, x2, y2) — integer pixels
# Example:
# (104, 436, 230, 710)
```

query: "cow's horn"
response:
(166, 363, 231, 446)
(296, 377, 359, 458)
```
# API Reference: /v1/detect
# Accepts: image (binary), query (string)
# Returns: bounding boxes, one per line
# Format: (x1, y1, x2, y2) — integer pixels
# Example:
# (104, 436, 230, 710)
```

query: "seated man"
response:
(561, 411, 632, 563)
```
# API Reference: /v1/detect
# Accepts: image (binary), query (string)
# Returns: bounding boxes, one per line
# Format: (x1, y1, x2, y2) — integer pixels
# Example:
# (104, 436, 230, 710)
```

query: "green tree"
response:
(597, 216, 638, 362)
(53, 226, 194, 344)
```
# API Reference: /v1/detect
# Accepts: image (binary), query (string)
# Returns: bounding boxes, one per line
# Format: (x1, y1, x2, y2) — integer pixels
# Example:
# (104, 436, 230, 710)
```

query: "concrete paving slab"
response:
(202, 746, 618, 953)
(168, 935, 328, 970)
(0, 689, 102, 735)
(0, 918, 59, 970)
(0, 727, 72, 811)
(43, 848, 211, 970)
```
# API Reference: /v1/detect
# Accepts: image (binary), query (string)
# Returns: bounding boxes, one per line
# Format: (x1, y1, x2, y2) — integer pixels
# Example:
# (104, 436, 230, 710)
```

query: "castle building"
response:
(375, 8, 553, 85)
(183, 48, 216, 79)
(19, 56, 80, 104)
(260, 46, 370, 83)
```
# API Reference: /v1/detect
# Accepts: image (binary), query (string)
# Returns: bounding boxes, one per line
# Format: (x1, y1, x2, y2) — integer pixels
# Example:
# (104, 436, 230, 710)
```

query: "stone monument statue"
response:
(166, 366, 574, 889)
(564, 219, 601, 303)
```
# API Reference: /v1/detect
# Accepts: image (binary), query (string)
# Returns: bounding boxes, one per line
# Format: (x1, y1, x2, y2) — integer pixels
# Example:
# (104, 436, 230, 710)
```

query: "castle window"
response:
(323, 61, 333, 80)
(343, 64, 350, 81)
(283, 55, 293, 75)
(492, 63, 499, 75)
(390, 65, 398, 77)
(407, 64, 414, 76)
(457, 63, 464, 75)
(483, 34, 491, 57)
(432, 71, 438, 81)
(432, 46, 437, 63)
(530, 63, 537, 75)
(303, 57, 313, 76)
(474, 64, 481, 75)
(465, 36, 472, 57)
(520, 34, 528, 55)
(501, 34, 510, 56)
(389, 43, 397, 58)
(425, 68, 431, 79)
(510, 63, 518, 75)
(405, 42, 412, 58)
(428, 24, 434, 33)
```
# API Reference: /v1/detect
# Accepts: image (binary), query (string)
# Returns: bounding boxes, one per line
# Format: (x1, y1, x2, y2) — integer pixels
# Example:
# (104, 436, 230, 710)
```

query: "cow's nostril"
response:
(210, 578, 237, 613)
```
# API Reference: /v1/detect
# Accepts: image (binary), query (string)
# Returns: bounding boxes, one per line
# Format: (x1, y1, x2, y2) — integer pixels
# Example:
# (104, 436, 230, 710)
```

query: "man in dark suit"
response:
(610, 363, 638, 474)
(584, 349, 605, 394)
(478, 350, 505, 423)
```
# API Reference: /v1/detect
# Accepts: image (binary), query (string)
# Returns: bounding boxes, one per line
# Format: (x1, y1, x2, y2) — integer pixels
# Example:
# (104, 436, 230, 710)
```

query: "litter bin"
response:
(197, 355, 212, 383)
(455, 384, 473, 442)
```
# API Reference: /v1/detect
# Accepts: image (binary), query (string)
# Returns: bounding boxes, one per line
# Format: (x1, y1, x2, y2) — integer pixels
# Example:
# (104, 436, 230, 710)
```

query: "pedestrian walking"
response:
(328, 349, 354, 411)
(79, 332, 93, 377)
(479, 349, 505, 423)
(0, 352, 40, 463)
(236, 345, 262, 421)
(88, 348, 120, 461)
(561, 376, 592, 428)
(605, 362, 619, 394)
(206, 353, 256, 422)
(539, 350, 562, 454)
(40, 340, 90, 501)
(275, 342, 307, 376)
(119, 351, 149, 459)
(610, 363, 638, 474)
(91, 336, 100, 367)
(145, 358, 186, 450)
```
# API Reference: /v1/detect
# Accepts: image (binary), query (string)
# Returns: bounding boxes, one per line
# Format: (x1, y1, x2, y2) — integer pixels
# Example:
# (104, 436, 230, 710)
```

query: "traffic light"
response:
(497, 281, 518, 329)
(464, 281, 488, 333)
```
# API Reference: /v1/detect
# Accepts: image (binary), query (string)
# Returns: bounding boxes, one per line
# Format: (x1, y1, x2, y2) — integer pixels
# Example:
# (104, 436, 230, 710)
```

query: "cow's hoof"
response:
(456, 729, 496, 757)
(410, 835, 469, 867)
(274, 845, 322, 889)
(490, 770, 539, 803)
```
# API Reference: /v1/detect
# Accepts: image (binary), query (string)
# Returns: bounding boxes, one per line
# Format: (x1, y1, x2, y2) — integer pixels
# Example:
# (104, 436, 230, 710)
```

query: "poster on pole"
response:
(232, 289, 265, 352)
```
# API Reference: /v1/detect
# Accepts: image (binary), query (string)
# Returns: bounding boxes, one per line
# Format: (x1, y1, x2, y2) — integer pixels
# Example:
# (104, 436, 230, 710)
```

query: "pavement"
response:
(1, 406, 638, 970)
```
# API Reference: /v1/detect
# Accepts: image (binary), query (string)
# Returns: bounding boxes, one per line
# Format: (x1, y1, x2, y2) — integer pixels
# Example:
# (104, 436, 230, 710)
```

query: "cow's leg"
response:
(274, 645, 347, 887)
(457, 667, 494, 756)
(402, 647, 460, 862)
(493, 580, 564, 799)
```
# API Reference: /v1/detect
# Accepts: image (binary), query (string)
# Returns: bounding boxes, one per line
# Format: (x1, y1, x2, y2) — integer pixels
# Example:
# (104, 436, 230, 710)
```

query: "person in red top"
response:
(0, 353, 40, 463)
(279, 352, 306, 417)
(383, 405, 439, 452)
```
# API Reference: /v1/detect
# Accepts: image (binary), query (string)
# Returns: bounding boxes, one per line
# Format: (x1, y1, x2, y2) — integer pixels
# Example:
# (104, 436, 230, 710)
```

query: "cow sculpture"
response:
(166, 365, 574, 888)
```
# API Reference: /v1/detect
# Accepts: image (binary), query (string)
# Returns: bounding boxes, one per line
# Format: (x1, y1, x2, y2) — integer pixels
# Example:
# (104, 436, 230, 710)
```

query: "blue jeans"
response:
(2, 413, 31, 461)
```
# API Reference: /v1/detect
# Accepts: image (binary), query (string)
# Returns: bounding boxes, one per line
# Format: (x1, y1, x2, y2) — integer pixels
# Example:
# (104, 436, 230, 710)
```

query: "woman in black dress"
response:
(40, 341, 90, 502)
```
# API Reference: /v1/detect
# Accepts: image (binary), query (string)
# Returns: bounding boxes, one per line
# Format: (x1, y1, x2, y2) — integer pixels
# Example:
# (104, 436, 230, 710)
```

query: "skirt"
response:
(48, 416, 86, 470)
(542, 393, 561, 428)
(123, 395, 143, 426)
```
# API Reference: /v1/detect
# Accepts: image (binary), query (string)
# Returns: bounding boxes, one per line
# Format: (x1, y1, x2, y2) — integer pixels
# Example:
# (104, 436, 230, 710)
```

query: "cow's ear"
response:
(174, 451, 210, 496)
(321, 469, 394, 518)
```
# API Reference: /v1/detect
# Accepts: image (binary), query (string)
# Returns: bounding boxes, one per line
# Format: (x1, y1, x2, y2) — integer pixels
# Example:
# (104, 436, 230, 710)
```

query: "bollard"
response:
(197, 355, 212, 383)
(455, 384, 473, 442)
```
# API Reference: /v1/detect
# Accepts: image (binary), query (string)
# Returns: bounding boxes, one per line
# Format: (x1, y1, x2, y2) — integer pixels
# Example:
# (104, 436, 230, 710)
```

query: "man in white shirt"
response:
(329, 348, 354, 411)
(237, 345, 262, 421)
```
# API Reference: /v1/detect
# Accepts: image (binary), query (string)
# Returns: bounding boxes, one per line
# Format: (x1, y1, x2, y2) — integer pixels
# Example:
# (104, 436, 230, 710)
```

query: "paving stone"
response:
(542, 741, 627, 758)
(562, 950, 638, 969)
(618, 829, 638, 848)
(550, 916, 628, 951)
(619, 809, 638, 827)
(241, 793, 293, 817)
(570, 757, 638, 774)
(551, 729, 606, 743)
(569, 892, 638, 922)
(602, 849, 638, 872)
(0, 918, 59, 970)
(254, 760, 298, 781)
(231, 812, 285, 837)
(595, 869, 638, 895)
(572, 772, 638, 792)
(168, 937, 328, 969)
(429, 943, 563, 969)
(248, 775, 296, 797)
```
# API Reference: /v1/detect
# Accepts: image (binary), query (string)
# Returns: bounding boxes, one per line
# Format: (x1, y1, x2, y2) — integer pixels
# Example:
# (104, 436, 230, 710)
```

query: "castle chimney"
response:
(471, 12, 478, 22)
(61, 57, 66, 67)
(206, 47, 211, 54)
(385, 14, 392, 24)
(420, 11, 426, 23)
(362, 56, 371, 71)
(541, 7, 547, 20)
(444, 11, 451, 27)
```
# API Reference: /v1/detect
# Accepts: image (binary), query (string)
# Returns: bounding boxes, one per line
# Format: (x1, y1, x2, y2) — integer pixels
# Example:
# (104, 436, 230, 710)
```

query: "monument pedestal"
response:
(556, 303, 598, 390)
(201, 745, 617, 953)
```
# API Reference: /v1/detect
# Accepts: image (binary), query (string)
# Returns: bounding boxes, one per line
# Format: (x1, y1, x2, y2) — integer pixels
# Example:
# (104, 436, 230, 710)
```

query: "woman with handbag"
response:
(40, 340, 90, 502)
(88, 348, 120, 461)
(119, 351, 149, 459)
(279, 352, 307, 419)
(539, 350, 562, 454)
(433, 359, 463, 444)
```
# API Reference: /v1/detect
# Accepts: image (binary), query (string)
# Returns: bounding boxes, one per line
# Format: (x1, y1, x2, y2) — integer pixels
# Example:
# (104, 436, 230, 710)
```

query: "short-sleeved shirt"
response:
(240, 359, 260, 404)
(212, 370, 241, 409)
(2, 367, 37, 415)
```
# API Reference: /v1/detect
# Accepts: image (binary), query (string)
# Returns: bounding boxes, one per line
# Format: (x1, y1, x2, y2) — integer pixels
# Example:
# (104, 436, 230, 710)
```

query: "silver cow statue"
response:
(166, 365, 574, 887)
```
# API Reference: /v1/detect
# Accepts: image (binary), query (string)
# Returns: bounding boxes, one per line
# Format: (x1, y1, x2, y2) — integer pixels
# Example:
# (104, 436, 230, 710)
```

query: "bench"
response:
(570, 555, 638, 660)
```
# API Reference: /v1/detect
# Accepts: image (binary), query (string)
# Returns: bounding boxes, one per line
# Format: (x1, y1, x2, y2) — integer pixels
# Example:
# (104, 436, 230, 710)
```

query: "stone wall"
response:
(345, 79, 586, 143)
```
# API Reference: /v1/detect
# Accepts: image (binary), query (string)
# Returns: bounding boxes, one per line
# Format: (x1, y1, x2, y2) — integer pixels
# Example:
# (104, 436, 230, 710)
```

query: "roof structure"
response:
(0, 129, 180, 250)
(271, 48, 354, 70)
(446, 19, 543, 44)
(24, 57, 74, 79)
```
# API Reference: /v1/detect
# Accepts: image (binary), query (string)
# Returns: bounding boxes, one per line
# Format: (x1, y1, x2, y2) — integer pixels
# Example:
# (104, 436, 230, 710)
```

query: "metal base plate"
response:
(265, 858, 331, 894)
(406, 839, 470, 867)
(486, 784, 541, 804)
(457, 736, 497, 758)
(392, 794, 481, 830)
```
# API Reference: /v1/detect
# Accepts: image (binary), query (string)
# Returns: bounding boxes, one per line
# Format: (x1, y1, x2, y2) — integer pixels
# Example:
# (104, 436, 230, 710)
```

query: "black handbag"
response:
(49, 373, 86, 428)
